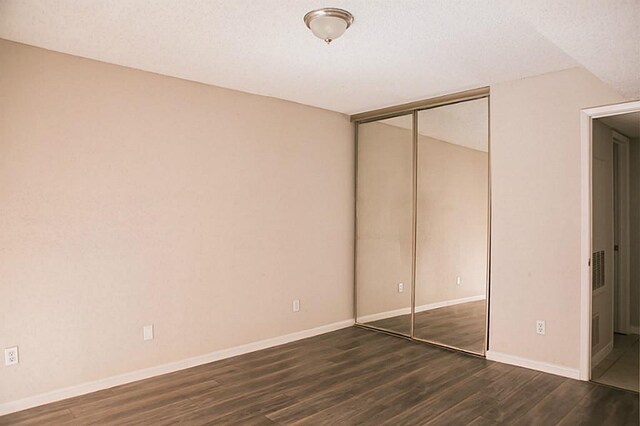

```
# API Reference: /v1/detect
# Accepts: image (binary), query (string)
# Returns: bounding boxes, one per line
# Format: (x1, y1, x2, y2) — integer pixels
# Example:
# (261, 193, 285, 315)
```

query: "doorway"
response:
(586, 107, 640, 392)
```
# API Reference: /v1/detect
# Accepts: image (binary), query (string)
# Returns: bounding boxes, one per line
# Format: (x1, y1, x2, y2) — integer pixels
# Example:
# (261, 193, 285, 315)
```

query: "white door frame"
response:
(612, 131, 631, 335)
(580, 100, 640, 380)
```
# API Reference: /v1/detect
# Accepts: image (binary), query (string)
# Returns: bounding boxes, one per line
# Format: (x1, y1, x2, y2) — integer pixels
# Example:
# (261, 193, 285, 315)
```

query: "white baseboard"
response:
(486, 350, 580, 380)
(357, 307, 412, 323)
(357, 295, 486, 323)
(591, 341, 614, 368)
(415, 295, 486, 313)
(0, 319, 354, 416)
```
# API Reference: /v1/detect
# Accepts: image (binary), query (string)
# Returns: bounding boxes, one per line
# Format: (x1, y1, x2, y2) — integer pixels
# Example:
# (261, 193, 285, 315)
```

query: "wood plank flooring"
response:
(1, 327, 637, 425)
(366, 300, 486, 353)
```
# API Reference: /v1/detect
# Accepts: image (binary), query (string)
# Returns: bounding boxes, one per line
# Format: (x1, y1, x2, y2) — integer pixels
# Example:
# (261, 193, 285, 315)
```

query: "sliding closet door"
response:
(414, 98, 489, 354)
(356, 114, 414, 336)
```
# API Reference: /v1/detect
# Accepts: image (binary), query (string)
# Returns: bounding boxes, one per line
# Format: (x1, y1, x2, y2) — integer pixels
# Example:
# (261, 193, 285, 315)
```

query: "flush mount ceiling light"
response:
(304, 8, 354, 44)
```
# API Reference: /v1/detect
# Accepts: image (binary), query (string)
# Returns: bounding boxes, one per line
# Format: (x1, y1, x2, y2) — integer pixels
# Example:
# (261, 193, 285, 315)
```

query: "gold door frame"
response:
(353, 87, 491, 356)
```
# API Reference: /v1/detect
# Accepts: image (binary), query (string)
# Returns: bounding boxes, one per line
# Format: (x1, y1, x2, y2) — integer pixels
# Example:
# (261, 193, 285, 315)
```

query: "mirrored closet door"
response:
(354, 90, 490, 355)
(413, 98, 489, 354)
(355, 113, 414, 336)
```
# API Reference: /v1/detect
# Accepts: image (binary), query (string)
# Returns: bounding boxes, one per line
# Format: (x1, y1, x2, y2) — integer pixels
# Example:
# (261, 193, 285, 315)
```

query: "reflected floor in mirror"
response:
(364, 300, 486, 353)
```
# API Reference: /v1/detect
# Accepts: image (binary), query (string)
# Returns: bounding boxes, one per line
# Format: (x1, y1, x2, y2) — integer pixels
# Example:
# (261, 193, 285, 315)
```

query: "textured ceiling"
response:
(507, 1, 640, 102)
(0, 1, 638, 114)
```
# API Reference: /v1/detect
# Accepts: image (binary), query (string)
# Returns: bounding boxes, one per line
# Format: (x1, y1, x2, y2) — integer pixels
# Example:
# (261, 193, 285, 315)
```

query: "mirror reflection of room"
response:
(413, 98, 489, 354)
(355, 98, 490, 353)
(356, 114, 413, 336)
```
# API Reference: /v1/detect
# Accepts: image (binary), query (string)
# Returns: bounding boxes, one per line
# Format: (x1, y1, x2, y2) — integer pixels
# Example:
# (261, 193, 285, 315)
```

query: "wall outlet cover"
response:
(4, 346, 19, 366)
(143, 325, 154, 341)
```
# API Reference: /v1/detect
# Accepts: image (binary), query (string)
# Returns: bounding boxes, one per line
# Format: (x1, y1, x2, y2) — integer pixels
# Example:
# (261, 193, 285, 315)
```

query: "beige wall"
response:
(630, 138, 640, 329)
(0, 39, 354, 404)
(591, 120, 614, 355)
(415, 136, 488, 306)
(490, 67, 624, 369)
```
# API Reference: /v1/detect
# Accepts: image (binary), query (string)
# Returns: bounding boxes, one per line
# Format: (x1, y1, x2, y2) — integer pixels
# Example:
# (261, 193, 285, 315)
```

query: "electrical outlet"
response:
(292, 299, 300, 313)
(398, 282, 404, 293)
(456, 276, 462, 285)
(143, 325, 154, 341)
(4, 346, 18, 366)
(536, 320, 546, 335)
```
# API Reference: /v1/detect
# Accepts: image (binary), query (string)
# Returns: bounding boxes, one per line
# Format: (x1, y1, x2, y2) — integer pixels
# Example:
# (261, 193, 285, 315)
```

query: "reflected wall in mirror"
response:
(356, 114, 413, 335)
(413, 98, 489, 354)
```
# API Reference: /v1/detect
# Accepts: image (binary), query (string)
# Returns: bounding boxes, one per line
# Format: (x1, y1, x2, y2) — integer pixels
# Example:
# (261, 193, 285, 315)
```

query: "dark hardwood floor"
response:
(366, 300, 486, 353)
(1, 326, 637, 425)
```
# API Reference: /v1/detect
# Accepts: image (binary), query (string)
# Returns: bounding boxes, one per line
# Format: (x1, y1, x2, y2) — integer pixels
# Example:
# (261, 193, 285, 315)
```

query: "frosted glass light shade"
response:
(304, 8, 354, 44)
(309, 15, 347, 43)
